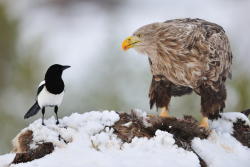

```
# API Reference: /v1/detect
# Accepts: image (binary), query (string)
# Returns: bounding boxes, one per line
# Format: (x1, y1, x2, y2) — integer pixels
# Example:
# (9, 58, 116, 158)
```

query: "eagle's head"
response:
(122, 23, 162, 54)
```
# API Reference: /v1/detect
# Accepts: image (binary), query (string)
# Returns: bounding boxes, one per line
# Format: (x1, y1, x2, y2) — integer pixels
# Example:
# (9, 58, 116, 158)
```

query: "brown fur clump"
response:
(146, 115, 209, 145)
(233, 119, 250, 148)
(11, 130, 55, 164)
(113, 110, 209, 145)
(12, 142, 54, 164)
(113, 112, 153, 142)
(12, 130, 33, 153)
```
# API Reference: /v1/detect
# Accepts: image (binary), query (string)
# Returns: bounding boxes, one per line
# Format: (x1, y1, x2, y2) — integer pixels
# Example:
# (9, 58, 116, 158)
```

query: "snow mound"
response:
(210, 112, 250, 134)
(0, 111, 249, 167)
(11, 111, 119, 151)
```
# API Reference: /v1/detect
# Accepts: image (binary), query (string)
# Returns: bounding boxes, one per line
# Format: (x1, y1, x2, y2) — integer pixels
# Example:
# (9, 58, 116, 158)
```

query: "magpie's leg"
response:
(42, 107, 45, 126)
(54, 106, 59, 125)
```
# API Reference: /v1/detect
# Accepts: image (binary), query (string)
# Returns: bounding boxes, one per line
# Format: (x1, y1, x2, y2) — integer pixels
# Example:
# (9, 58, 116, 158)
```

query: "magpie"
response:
(24, 64, 70, 125)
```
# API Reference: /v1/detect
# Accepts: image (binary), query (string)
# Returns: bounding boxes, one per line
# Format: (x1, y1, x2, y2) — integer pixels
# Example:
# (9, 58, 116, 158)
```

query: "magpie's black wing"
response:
(37, 81, 45, 96)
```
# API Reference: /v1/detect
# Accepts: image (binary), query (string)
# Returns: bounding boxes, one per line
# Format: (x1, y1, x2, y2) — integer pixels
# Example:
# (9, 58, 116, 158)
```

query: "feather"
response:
(24, 102, 40, 119)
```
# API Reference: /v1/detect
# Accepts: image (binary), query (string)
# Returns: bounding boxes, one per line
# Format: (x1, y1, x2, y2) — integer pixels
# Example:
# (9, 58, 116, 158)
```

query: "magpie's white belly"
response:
(37, 87, 64, 108)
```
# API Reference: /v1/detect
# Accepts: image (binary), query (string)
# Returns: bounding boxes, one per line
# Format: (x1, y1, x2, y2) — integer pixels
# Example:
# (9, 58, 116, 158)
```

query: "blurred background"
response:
(0, 0, 250, 154)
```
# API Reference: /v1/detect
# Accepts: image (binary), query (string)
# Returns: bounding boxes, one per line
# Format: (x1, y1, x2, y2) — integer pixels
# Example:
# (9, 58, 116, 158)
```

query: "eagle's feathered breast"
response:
(146, 19, 232, 91)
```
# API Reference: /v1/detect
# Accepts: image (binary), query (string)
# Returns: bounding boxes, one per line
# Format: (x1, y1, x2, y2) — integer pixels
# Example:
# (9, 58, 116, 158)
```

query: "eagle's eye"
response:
(137, 34, 142, 38)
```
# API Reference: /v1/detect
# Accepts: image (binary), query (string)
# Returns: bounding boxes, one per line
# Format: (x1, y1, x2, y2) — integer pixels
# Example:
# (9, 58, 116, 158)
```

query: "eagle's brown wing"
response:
(198, 19, 232, 89)
(152, 18, 232, 91)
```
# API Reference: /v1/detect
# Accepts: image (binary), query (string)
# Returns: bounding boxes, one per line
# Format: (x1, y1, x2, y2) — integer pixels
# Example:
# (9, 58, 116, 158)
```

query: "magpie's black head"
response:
(45, 64, 70, 79)
(44, 64, 70, 94)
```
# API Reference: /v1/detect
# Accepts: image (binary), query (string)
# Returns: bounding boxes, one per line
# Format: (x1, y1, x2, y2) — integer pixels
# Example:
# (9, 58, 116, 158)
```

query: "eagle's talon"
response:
(147, 114, 156, 118)
(199, 117, 209, 129)
(159, 107, 171, 118)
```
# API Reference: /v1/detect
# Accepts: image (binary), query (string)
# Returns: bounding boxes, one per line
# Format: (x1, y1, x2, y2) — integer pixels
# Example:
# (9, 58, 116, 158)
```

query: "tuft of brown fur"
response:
(233, 119, 250, 148)
(12, 130, 33, 153)
(12, 142, 54, 164)
(113, 112, 153, 142)
(113, 110, 209, 144)
(241, 109, 250, 117)
(11, 130, 55, 164)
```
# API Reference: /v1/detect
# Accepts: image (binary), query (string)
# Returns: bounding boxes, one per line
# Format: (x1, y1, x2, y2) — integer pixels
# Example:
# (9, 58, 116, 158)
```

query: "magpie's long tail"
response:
(24, 102, 40, 119)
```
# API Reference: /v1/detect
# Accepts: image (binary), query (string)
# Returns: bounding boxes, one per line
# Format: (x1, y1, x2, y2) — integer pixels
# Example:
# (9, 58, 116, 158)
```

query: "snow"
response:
(192, 131, 250, 167)
(193, 112, 250, 167)
(0, 154, 15, 167)
(19, 111, 120, 149)
(210, 112, 250, 134)
(220, 112, 250, 125)
(120, 130, 199, 167)
(0, 111, 250, 167)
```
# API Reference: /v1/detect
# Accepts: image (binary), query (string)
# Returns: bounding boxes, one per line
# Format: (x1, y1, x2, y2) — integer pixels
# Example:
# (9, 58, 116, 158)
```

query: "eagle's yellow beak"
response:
(122, 36, 141, 51)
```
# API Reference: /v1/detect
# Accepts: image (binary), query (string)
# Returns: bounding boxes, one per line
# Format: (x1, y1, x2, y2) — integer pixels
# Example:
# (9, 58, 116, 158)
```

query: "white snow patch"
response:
(0, 153, 15, 167)
(193, 112, 250, 167)
(116, 130, 200, 167)
(192, 131, 250, 167)
(90, 127, 122, 151)
(210, 112, 250, 134)
(220, 112, 250, 125)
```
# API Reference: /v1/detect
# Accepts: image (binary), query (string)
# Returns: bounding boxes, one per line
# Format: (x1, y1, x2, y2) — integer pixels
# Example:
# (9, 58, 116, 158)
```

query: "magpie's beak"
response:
(62, 65, 71, 70)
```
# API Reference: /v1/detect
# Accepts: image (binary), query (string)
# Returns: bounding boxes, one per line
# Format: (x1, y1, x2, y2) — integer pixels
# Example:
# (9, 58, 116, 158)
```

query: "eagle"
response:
(122, 18, 232, 128)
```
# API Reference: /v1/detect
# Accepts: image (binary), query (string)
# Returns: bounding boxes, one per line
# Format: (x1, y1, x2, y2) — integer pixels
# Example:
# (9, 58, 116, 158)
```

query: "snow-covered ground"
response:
(0, 110, 249, 167)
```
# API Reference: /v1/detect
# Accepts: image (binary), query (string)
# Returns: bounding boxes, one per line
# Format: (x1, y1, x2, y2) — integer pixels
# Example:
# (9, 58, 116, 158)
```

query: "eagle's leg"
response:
(160, 107, 170, 118)
(149, 75, 192, 118)
(149, 76, 172, 118)
(199, 84, 226, 128)
(199, 117, 209, 128)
